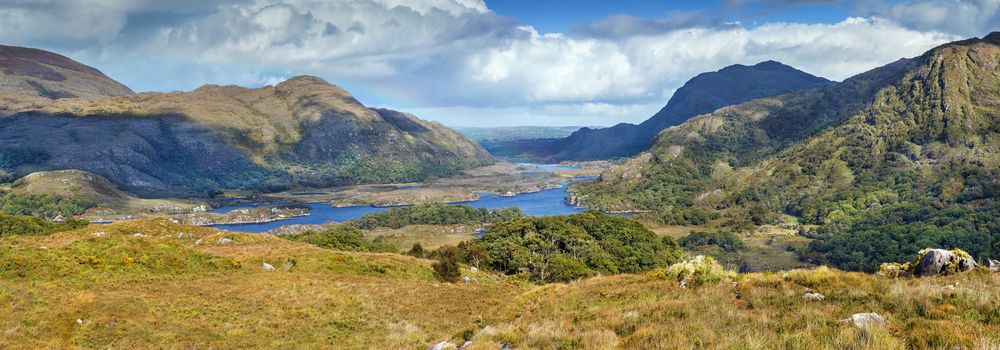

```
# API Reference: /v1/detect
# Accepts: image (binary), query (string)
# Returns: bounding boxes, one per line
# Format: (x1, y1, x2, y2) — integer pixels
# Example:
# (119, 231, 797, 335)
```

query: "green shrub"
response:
(657, 255, 735, 287)
(0, 214, 88, 237)
(458, 211, 683, 283)
(679, 231, 746, 252)
(407, 243, 426, 258)
(348, 204, 524, 230)
(0, 193, 94, 219)
(432, 246, 462, 283)
(284, 225, 397, 253)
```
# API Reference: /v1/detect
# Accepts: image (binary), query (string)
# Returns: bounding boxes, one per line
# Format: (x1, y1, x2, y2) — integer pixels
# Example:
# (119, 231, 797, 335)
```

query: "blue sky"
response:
(488, 0, 853, 33)
(0, 0, 995, 126)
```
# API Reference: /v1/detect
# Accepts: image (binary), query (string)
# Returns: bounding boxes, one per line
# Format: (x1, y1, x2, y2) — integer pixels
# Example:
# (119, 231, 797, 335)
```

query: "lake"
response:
(210, 173, 597, 233)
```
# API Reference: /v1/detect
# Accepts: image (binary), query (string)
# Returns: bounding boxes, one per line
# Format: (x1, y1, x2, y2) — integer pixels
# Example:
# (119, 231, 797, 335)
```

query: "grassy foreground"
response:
(2, 220, 999, 349)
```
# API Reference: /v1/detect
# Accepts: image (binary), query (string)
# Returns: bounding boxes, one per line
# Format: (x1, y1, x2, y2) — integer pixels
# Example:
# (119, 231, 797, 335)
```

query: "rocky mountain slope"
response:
(0, 47, 493, 196)
(574, 33, 1000, 270)
(530, 61, 834, 161)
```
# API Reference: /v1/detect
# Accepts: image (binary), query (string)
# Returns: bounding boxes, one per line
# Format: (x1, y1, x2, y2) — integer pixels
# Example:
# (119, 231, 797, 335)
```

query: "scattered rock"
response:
(428, 341, 454, 350)
(803, 292, 825, 301)
(987, 259, 1000, 273)
(92, 231, 106, 238)
(458, 341, 472, 349)
(915, 249, 977, 276)
(52, 215, 66, 222)
(500, 344, 514, 350)
(462, 276, 471, 283)
(469, 266, 478, 273)
(781, 273, 790, 280)
(131, 233, 145, 238)
(262, 262, 275, 271)
(194, 239, 203, 245)
(849, 312, 886, 329)
(76, 319, 83, 325)
(216, 237, 234, 245)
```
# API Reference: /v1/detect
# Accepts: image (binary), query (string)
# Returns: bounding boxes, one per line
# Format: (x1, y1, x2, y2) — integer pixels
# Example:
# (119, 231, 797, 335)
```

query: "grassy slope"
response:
(2, 220, 1000, 349)
(4, 170, 203, 213)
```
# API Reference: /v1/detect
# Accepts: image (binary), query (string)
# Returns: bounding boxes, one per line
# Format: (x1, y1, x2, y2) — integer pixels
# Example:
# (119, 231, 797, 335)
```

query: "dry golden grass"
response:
(366, 224, 480, 250)
(2, 219, 999, 349)
(646, 224, 706, 239)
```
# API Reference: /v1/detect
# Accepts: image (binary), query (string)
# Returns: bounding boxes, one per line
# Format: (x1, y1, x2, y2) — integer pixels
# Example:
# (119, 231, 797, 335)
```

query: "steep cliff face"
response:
(531, 61, 834, 161)
(0, 48, 493, 196)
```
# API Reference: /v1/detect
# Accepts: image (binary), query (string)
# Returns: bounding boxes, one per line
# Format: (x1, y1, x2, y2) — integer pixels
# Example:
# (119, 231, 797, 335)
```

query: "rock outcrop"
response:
(914, 249, 977, 277)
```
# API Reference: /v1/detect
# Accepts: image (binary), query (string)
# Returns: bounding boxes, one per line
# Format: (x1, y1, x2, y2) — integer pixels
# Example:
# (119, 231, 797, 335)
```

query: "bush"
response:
(458, 211, 683, 283)
(407, 243, 426, 258)
(284, 225, 397, 253)
(679, 231, 746, 252)
(0, 214, 88, 237)
(658, 255, 735, 287)
(0, 193, 94, 219)
(432, 246, 462, 283)
(348, 204, 525, 230)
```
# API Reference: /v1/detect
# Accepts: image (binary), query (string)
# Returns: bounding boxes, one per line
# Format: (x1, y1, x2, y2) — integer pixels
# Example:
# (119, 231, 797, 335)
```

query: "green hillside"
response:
(573, 33, 1000, 271)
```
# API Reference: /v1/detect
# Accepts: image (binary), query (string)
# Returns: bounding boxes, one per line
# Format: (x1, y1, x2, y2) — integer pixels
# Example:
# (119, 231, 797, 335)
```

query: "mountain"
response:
(574, 33, 1000, 271)
(0, 48, 493, 197)
(455, 125, 593, 162)
(0, 45, 133, 114)
(530, 61, 834, 161)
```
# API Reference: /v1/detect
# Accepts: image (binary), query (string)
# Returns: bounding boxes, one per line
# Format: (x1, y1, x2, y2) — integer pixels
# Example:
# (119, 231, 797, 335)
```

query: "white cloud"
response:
(0, 0, 972, 126)
(866, 0, 1000, 36)
(0, 1, 128, 44)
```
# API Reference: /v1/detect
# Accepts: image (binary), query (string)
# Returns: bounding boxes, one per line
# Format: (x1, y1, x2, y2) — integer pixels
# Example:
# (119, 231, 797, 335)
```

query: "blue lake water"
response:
(518, 163, 579, 172)
(210, 173, 598, 233)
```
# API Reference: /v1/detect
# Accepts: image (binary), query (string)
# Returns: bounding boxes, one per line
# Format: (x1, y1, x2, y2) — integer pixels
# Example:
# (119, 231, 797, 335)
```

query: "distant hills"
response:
(528, 61, 834, 161)
(0, 45, 493, 196)
(574, 33, 1000, 271)
(455, 126, 594, 162)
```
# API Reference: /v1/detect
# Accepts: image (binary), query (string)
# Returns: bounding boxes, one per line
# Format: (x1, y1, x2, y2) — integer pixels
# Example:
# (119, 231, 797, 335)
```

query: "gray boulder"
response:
(262, 262, 275, 271)
(914, 249, 976, 276)
(803, 292, 825, 301)
(216, 237, 234, 245)
(986, 259, 1000, 273)
(850, 312, 886, 329)
(428, 342, 454, 350)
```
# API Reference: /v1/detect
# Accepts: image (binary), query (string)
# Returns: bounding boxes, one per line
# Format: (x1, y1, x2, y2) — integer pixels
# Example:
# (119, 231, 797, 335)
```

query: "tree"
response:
(407, 243, 425, 258)
(432, 246, 462, 283)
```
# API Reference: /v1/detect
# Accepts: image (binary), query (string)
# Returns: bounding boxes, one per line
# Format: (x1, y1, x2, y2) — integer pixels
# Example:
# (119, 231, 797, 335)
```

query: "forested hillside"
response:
(574, 33, 1000, 271)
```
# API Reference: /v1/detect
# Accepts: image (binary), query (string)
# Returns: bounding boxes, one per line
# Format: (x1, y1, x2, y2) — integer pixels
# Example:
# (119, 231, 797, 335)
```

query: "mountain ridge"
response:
(528, 60, 834, 161)
(0, 48, 493, 196)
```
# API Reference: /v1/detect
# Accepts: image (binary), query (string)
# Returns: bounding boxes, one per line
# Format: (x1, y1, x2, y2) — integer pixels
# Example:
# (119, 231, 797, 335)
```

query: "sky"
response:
(0, 0, 997, 127)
